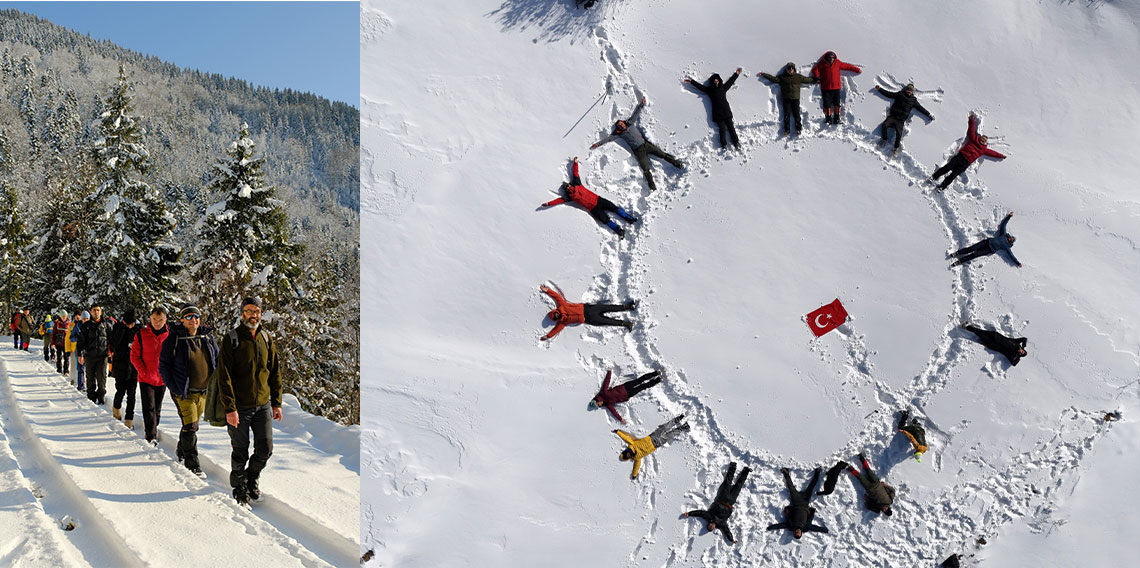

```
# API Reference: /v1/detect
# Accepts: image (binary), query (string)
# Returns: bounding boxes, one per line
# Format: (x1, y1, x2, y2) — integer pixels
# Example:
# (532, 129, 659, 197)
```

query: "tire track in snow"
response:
(571, 18, 1118, 568)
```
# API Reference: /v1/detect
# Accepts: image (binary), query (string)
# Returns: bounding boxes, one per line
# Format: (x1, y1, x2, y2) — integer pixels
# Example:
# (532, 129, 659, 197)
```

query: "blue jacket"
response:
(158, 322, 218, 398)
(986, 213, 1020, 266)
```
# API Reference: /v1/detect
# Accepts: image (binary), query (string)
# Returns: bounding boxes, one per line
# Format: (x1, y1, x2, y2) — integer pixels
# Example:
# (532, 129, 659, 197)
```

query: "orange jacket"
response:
(899, 429, 929, 455)
(540, 286, 584, 340)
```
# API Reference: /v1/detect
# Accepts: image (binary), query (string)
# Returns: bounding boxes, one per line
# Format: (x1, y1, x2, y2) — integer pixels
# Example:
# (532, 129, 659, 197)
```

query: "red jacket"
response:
(958, 114, 1006, 164)
(811, 52, 861, 91)
(542, 162, 599, 210)
(131, 323, 169, 386)
(594, 370, 630, 423)
(540, 286, 585, 340)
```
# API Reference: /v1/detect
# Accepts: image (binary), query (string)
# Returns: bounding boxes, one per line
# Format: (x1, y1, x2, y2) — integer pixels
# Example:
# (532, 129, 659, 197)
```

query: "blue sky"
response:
(0, 1, 359, 107)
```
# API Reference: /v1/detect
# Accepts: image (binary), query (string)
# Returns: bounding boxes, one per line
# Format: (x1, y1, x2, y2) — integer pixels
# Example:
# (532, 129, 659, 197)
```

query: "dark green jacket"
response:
(218, 325, 282, 412)
(759, 70, 817, 100)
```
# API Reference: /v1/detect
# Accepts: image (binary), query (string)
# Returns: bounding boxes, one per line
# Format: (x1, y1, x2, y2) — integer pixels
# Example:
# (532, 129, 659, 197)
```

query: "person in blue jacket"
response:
(951, 211, 1021, 268)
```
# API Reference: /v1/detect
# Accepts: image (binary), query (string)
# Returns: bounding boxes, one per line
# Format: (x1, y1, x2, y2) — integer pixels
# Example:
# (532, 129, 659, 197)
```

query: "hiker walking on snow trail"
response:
(961, 322, 1028, 366)
(930, 112, 1006, 190)
(540, 157, 639, 239)
(77, 303, 114, 405)
(950, 211, 1021, 268)
(539, 284, 636, 341)
(590, 368, 663, 423)
(110, 310, 139, 429)
(897, 410, 929, 461)
(51, 315, 69, 375)
(758, 62, 818, 136)
(767, 466, 829, 539)
(219, 297, 283, 506)
(684, 68, 743, 149)
(70, 311, 88, 391)
(874, 83, 934, 153)
(131, 306, 169, 446)
(811, 51, 861, 125)
(159, 304, 218, 478)
(848, 453, 895, 516)
(40, 315, 54, 362)
(683, 461, 751, 545)
(10, 311, 19, 349)
(590, 96, 685, 192)
(615, 414, 689, 478)
(15, 309, 33, 351)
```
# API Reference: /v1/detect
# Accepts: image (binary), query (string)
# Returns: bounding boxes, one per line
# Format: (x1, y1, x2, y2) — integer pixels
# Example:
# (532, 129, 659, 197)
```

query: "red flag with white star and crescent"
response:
(805, 299, 848, 337)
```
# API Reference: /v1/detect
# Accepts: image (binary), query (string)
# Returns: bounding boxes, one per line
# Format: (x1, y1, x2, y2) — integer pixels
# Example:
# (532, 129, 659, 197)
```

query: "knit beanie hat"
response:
(81, 311, 90, 319)
(180, 304, 201, 318)
(241, 297, 262, 310)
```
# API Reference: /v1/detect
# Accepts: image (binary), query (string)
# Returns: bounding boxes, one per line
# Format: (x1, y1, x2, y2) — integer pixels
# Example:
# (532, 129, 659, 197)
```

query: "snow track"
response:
(571, 13, 1119, 568)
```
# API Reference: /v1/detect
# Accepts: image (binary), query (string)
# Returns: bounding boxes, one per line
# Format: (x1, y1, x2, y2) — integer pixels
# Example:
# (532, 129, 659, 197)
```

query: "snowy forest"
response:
(0, 10, 359, 424)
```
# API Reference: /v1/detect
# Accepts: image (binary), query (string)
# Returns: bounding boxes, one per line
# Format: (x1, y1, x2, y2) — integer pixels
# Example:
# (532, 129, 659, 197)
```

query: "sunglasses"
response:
(183, 314, 201, 320)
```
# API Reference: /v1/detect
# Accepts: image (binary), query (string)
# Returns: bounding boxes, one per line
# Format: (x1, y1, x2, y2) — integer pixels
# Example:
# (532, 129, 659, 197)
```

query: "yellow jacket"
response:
(63, 321, 76, 353)
(615, 430, 657, 478)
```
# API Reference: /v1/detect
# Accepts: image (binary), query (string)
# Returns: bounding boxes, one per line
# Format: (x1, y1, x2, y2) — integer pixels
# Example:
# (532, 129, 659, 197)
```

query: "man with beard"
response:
(218, 297, 282, 506)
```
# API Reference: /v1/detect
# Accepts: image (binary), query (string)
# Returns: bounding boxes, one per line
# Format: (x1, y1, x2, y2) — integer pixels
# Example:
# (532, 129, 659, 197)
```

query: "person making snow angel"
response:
(896, 409, 929, 462)
(540, 157, 639, 239)
(766, 466, 829, 539)
(683, 461, 751, 545)
(614, 414, 689, 478)
(811, 51, 861, 125)
(950, 211, 1021, 268)
(849, 453, 895, 516)
(930, 112, 1006, 190)
(590, 368, 663, 423)
(590, 96, 684, 191)
(758, 62, 817, 136)
(538, 284, 636, 341)
(961, 322, 1028, 366)
(874, 83, 934, 154)
(684, 68, 743, 149)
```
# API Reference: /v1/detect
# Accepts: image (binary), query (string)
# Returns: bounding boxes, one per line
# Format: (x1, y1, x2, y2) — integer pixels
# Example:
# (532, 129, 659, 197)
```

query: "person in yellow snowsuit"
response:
(614, 415, 688, 478)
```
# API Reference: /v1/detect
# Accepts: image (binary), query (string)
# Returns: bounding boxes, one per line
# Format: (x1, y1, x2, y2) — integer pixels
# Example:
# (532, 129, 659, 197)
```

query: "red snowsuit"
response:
(958, 114, 1006, 163)
(542, 161, 599, 210)
(594, 370, 630, 423)
(810, 52, 861, 91)
(540, 286, 584, 340)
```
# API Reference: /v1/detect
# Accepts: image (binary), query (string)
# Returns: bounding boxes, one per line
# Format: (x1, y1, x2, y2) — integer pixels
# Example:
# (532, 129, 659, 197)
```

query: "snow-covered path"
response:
(0, 343, 359, 566)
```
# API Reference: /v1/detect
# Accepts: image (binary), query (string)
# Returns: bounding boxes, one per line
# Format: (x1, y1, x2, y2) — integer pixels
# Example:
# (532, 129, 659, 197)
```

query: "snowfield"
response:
(366, 0, 1140, 566)
(0, 345, 359, 567)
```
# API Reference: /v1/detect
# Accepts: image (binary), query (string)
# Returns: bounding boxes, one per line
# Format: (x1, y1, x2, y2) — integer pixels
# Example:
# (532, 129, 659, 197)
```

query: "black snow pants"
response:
(716, 120, 740, 148)
(952, 240, 994, 265)
(86, 356, 108, 404)
(879, 116, 906, 149)
(632, 142, 683, 191)
(780, 98, 803, 133)
(621, 371, 662, 398)
(113, 365, 138, 420)
(583, 303, 633, 328)
(783, 467, 821, 507)
(139, 382, 166, 443)
(932, 153, 971, 189)
(716, 461, 750, 505)
(228, 401, 274, 489)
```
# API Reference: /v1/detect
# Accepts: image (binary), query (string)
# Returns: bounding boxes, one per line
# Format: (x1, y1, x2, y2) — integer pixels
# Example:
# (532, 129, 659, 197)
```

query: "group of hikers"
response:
(7, 296, 284, 507)
(532, 44, 1032, 567)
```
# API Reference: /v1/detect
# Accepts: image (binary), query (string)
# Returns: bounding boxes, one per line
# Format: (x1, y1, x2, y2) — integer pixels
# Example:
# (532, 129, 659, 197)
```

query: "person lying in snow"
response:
(811, 51, 861, 125)
(614, 414, 689, 478)
(590, 96, 684, 191)
(961, 322, 1028, 366)
(766, 466, 830, 539)
(849, 453, 895, 516)
(897, 409, 929, 462)
(758, 62, 818, 135)
(540, 157, 639, 239)
(950, 212, 1021, 268)
(930, 112, 1006, 190)
(683, 461, 751, 545)
(539, 285, 636, 341)
(684, 68, 743, 149)
(874, 83, 934, 154)
(589, 369, 663, 424)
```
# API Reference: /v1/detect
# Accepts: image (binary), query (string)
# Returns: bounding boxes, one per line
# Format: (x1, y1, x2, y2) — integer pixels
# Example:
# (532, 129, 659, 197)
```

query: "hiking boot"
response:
(147, 439, 159, 448)
(113, 407, 121, 420)
(780, 467, 790, 475)
(233, 485, 250, 506)
(623, 299, 637, 310)
(190, 467, 206, 479)
(622, 321, 633, 330)
(124, 419, 133, 429)
(247, 478, 262, 502)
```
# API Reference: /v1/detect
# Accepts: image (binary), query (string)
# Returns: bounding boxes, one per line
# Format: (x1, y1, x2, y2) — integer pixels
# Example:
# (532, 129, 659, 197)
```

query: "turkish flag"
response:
(806, 299, 848, 337)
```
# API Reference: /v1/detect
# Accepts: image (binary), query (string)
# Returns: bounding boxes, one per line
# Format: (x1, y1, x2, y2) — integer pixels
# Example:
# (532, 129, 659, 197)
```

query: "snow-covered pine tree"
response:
(70, 65, 181, 312)
(0, 175, 31, 319)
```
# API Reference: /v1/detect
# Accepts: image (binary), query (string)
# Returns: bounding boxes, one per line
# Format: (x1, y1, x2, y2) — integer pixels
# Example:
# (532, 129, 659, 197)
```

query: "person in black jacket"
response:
(685, 68, 743, 149)
(683, 461, 751, 545)
(77, 304, 115, 405)
(159, 304, 219, 478)
(109, 310, 140, 428)
(961, 322, 1028, 366)
(767, 467, 829, 539)
(873, 83, 933, 153)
